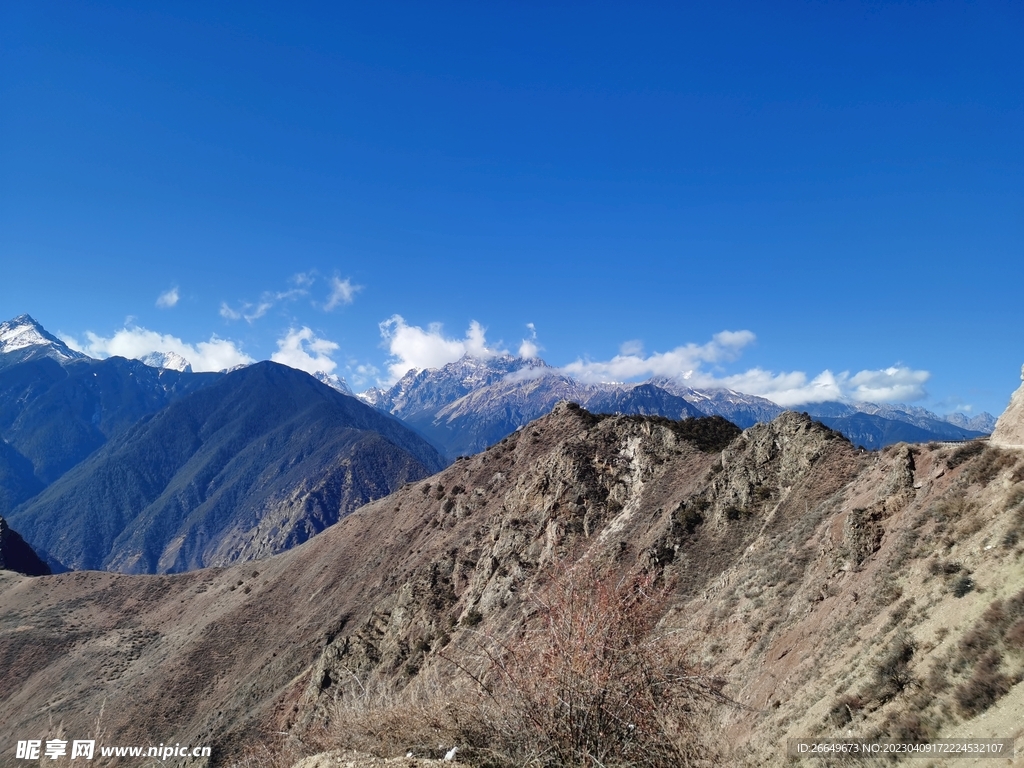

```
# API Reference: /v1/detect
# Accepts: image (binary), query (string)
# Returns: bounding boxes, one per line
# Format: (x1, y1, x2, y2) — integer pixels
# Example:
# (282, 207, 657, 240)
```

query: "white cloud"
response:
(519, 323, 541, 359)
(688, 365, 929, 407)
(221, 276, 310, 324)
(379, 315, 508, 383)
(345, 360, 381, 390)
(847, 366, 930, 403)
(562, 330, 756, 384)
(155, 287, 179, 309)
(551, 328, 928, 407)
(218, 296, 285, 322)
(619, 339, 644, 356)
(705, 368, 846, 406)
(324, 276, 362, 311)
(75, 326, 253, 372)
(271, 327, 340, 375)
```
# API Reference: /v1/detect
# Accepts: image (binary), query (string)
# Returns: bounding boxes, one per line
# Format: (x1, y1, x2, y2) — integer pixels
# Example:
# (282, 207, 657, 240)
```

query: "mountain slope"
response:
(653, 378, 787, 427)
(361, 354, 543, 419)
(1, 402, 1023, 766)
(8, 362, 446, 573)
(0, 355, 219, 489)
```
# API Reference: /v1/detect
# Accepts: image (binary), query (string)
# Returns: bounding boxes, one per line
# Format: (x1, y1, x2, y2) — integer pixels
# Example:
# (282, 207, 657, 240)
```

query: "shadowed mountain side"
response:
(0, 355, 220, 494)
(7, 362, 446, 573)
(0, 439, 44, 514)
(813, 411, 983, 450)
(0, 516, 49, 576)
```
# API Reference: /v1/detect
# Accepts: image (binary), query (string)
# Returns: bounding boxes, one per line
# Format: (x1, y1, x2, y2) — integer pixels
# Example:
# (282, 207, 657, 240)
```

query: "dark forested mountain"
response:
(0, 355, 219, 495)
(8, 362, 445, 573)
(0, 314, 223, 510)
(802, 402, 988, 449)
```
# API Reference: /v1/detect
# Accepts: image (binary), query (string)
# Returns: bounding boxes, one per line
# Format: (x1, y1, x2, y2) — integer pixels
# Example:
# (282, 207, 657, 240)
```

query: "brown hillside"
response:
(2, 403, 1024, 767)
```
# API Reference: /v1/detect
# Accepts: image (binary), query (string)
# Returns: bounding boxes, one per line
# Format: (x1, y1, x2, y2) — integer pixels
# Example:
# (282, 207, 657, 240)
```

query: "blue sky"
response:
(2, 1, 1021, 414)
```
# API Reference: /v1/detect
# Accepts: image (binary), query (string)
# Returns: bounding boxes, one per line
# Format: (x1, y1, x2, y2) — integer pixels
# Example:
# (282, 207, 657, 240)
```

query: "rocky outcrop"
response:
(0, 515, 49, 575)
(990, 364, 1024, 448)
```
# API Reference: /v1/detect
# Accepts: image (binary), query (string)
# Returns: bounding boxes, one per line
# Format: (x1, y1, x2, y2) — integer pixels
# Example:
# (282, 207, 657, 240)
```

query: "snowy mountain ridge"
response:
(139, 351, 193, 373)
(0, 314, 86, 368)
(360, 354, 994, 455)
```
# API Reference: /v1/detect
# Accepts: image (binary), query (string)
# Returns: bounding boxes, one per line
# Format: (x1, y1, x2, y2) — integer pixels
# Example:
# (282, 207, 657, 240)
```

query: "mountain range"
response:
(359, 353, 993, 457)
(3, 391, 1023, 766)
(0, 313, 996, 575)
(0, 315, 444, 573)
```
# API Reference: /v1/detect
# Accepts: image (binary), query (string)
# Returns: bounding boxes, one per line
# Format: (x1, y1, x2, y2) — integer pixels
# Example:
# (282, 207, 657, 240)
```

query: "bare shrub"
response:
(966, 447, 1018, 485)
(1003, 618, 1024, 650)
(883, 711, 936, 744)
(955, 650, 1011, 718)
(947, 441, 985, 470)
(867, 634, 917, 703)
(1005, 485, 1024, 511)
(316, 561, 724, 767)
(827, 694, 863, 728)
(952, 576, 975, 598)
(462, 561, 723, 767)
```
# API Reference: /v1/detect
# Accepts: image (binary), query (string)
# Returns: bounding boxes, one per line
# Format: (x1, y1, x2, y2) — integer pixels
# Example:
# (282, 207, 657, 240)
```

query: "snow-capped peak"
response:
(0, 314, 86, 366)
(139, 351, 193, 373)
(313, 370, 352, 394)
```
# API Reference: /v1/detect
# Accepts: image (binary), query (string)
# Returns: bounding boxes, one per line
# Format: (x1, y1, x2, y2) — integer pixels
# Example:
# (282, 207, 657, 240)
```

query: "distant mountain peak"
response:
(362, 353, 550, 420)
(139, 351, 193, 373)
(312, 370, 352, 394)
(0, 314, 86, 368)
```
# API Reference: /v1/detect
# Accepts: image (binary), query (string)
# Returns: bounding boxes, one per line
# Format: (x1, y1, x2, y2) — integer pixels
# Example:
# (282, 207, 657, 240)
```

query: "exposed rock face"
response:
(0, 515, 49, 575)
(990, 364, 1024, 448)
